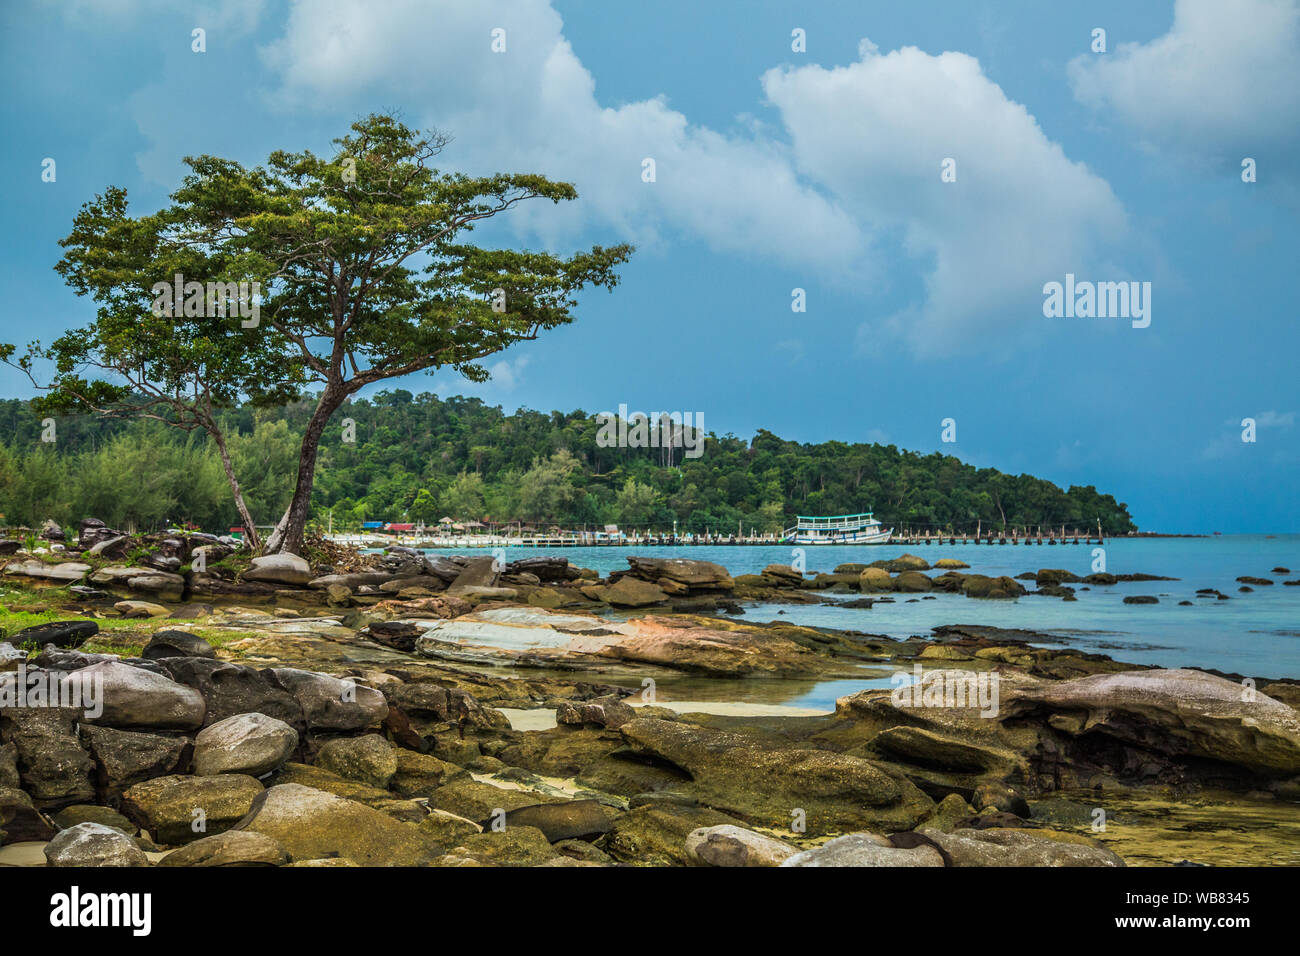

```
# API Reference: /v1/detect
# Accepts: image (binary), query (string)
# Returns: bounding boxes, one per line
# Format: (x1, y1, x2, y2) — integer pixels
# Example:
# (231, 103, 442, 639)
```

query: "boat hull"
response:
(788, 530, 893, 545)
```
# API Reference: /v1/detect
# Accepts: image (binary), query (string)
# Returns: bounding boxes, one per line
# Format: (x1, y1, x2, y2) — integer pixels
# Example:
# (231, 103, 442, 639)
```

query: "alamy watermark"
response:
(891, 664, 1000, 718)
(1042, 274, 1150, 328)
(595, 405, 705, 459)
(0, 665, 104, 719)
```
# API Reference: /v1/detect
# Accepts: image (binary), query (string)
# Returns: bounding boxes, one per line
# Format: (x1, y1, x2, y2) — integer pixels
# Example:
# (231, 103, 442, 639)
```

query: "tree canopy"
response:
(5, 113, 632, 553)
(0, 393, 1138, 536)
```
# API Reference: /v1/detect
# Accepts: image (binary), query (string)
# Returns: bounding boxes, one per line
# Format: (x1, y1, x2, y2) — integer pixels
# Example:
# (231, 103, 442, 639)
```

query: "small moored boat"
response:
(782, 512, 893, 545)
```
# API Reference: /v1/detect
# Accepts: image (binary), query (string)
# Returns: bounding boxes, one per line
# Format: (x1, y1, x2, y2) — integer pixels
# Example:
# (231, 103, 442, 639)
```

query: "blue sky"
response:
(2, 0, 1297, 532)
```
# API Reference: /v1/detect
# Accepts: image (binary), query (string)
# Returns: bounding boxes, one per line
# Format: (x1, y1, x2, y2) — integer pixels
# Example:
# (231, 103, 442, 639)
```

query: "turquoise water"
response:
(425, 535, 1300, 680)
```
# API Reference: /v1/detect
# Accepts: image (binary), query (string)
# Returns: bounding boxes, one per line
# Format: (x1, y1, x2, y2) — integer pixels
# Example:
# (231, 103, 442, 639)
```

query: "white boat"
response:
(783, 512, 893, 545)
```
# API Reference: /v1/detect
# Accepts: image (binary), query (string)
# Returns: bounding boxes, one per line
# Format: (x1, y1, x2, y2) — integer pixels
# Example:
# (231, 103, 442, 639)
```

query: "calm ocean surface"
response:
(424, 535, 1300, 681)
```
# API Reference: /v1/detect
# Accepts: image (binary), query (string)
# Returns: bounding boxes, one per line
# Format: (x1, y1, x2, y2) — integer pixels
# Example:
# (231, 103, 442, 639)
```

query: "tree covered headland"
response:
(0, 392, 1138, 536)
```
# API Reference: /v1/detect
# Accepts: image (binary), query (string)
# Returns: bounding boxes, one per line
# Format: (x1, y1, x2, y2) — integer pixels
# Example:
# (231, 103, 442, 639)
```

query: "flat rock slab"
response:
(4, 561, 90, 582)
(1004, 668, 1300, 776)
(233, 783, 443, 865)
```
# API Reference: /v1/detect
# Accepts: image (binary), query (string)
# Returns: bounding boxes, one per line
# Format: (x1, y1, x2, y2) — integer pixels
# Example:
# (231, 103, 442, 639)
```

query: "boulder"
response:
(51, 804, 136, 834)
(1036, 569, 1081, 585)
(592, 576, 668, 607)
(9, 620, 98, 650)
(858, 567, 893, 592)
(625, 557, 734, 592)
(80, 725, 189, 794)
(45, 822, 149, 867)
(875, 554, 930, 572)
(389, 750, 470, 797)
(233, 783, 444, 865)
(193, 713, 298, 777)
(0, 707, 96, 806)
(445, 825, 559, 866)
(429, 779, 562, 821)
(685, 824, 799, 867)
(0, 786, 56, 842)
(115, 601, 171, 618)
(619, 718, 933, 834)
(919, 827, 1123, 866)
(68, 661, 206, 730)
(242, 554, 313, 586)
(556, 695, 637, 730)
(158, 829, 289, 867)
(264, 668, 388, 732)
(934, 559, 970, 570)
(156, 658, 305, 729)
(602, 616, 827, 677)
(893, 570, 933, 592)
(781, 833, 944, 867)
(314, 734, 397, 789)
(448, 556, 499, 591)
(3, 560, 90, 583)
(960, 575, 1026, 599)
(502, 799, 614, 843)
(121, 774, 263, 844)
(142, 630, 216, 661)
(1004, 668, 1300, 776)
(603, 803, 747, 867)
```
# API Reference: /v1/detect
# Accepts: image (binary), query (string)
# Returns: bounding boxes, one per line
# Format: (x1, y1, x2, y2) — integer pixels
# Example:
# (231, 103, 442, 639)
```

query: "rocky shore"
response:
(1, 520, 1298, 867)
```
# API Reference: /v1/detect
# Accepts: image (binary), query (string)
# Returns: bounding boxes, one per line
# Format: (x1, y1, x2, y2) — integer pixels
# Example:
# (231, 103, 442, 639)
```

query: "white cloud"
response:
(259, 0, 865, 274)
(1254, 410, 1297, 428)
(432, 355, 530, 396)
(1068, 0, 1300, 173)
(252, 1, 1126, 356)
(762, 42, 1127, 353)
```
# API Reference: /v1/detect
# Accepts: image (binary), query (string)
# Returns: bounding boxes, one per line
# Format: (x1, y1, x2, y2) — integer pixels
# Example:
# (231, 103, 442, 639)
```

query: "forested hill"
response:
(0, 392, 1137, 534)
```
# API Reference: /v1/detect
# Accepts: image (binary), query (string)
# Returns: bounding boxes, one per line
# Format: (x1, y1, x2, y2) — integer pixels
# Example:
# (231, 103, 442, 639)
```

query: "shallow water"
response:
(427, 535, 1300, 679)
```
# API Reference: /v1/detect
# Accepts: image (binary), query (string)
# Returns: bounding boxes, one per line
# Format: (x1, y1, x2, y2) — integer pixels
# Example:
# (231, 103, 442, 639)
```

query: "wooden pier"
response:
(328, 526, 1102, 549)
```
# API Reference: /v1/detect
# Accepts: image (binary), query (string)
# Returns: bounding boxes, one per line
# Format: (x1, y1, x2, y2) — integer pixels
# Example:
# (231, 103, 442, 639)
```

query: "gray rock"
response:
(315, 734, 397, 789)
(157, 829, 289, 867)
(0, 706, 96, 805)
(45, 822, 149, 867)
(232, 783, 443, 866)
(265, 668, 387, 732)
(919, 827, 1125, 866)
(121, 774, 263, 845)
(686, 824, 799, 867)
(242, 554, 312, 586)
(67, 661, 206, 730)
(142, 630, 216, 661)
(781, 833, 944, 867)
(10, 620, 99, 649)
(3, 560, 90, 583)
(80, 725, 189, 794)
(193, 713, 298, 777)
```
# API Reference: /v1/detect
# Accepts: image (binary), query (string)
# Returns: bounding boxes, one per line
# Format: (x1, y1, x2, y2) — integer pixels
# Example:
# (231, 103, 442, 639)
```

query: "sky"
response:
(1, 0, 1297, 532)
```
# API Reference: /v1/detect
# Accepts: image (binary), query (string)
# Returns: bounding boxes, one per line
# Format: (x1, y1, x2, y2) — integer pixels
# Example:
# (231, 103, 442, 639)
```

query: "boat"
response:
(783, 512, 893, 545)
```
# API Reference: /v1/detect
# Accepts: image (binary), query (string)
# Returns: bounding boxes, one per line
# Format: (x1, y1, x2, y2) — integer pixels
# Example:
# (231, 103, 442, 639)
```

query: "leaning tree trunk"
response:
(263, 388, 345, 555)
(210, 428, 260, 551)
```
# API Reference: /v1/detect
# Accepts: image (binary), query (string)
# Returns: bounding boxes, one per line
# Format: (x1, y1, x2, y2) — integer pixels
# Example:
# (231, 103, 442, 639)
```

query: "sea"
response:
(419, 534, 1300, 684)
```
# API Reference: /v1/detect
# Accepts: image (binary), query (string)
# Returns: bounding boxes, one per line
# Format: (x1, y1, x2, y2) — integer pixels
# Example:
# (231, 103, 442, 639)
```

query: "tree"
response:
(615, 477, 659, 526)
(9, 113, 632, 555)
(3, 185, 303, 547)
(518, 450, 582, 523)
(440, 471, 486, 520)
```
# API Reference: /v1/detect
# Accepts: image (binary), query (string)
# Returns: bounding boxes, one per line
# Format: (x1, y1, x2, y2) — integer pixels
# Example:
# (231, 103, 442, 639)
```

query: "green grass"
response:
(0, 582, 262, 661)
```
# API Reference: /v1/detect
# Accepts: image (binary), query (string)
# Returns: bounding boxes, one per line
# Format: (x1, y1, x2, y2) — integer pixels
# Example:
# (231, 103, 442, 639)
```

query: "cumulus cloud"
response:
(249, 1, 1127, 355)
(763, 41, 1127, 353)
(259, 0, 865, 274)
(1068, 0, 1300, 174)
